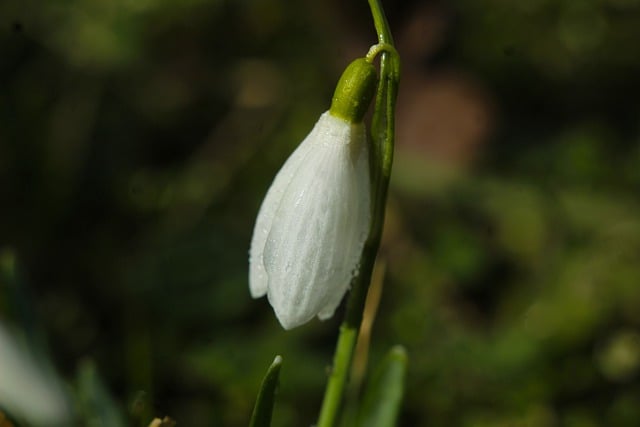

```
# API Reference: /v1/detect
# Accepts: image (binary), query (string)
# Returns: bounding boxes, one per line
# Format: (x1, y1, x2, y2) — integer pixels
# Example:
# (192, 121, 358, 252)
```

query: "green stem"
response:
(317, 326, 358, 427)
(368, 0, 394, 45)
(317, 1, 400, 426)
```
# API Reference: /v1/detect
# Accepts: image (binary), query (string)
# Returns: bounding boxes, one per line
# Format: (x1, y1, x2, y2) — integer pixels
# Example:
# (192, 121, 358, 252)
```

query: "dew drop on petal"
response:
(350, 265, 360, 279)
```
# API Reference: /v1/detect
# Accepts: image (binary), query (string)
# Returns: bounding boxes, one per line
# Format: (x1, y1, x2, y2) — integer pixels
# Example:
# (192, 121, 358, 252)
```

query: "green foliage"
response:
(249, 356, 282, 427)
(76, 360, 126, 427)
(356, 346, 407, 427)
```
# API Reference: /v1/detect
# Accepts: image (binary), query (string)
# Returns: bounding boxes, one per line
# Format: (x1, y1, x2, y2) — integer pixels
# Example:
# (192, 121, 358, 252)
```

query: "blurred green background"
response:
(2, 0, 640, 425)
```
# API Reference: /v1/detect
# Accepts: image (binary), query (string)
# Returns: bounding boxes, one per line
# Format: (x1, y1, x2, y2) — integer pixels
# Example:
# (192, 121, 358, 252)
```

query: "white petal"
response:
(249, 111, 370, 329)
(249, 116, 318, 298)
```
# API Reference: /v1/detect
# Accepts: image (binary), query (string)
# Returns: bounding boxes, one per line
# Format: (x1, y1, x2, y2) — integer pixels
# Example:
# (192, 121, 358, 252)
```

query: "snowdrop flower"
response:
(250, 58, 378, 329)
(0, 324, 70, 425)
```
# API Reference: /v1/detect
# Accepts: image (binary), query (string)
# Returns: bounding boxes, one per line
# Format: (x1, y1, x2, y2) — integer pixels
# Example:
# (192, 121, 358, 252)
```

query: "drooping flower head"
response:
(249, 58, 377, 329)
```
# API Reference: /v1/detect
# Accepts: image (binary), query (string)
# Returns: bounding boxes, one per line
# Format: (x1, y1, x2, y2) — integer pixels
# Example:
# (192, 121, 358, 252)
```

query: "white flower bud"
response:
(249, 111, 371, 330)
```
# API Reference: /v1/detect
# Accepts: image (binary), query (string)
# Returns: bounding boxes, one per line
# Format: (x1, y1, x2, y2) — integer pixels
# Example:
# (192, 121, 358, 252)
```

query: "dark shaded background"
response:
(2, 0, 640, 425)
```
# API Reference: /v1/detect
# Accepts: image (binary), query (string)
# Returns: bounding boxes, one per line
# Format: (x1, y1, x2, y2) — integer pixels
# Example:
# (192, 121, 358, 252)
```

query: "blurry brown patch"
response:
(396, 70, 495, 169)
(0, 411, 15, 427)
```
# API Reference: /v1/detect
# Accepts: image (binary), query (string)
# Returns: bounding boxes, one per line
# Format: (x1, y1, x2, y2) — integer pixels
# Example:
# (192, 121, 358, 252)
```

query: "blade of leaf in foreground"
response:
(249, 355, 283, 427)
(77, 360, 126, 427)
(356, 346, 408, 427)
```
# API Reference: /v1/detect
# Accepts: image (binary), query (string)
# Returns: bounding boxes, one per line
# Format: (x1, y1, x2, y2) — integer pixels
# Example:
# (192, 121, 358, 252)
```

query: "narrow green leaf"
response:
(249, 355, 283, 427)
(356, 346, 408, 427)
(76, 360, 126, 427)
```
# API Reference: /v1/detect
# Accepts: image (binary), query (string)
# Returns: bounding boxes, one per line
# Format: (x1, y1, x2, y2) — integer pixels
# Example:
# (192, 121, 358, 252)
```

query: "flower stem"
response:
(317, 1, 399, 426)
(317, 326, 358, 427)
(368, 0, 394, 45)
